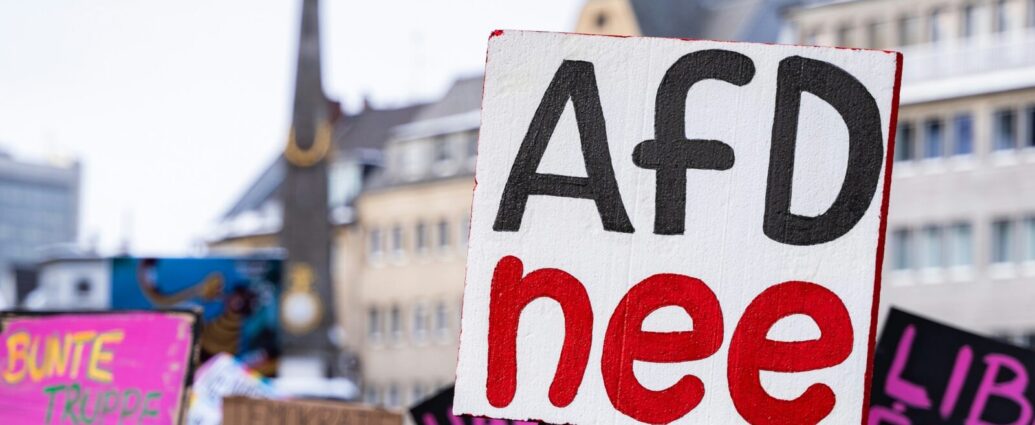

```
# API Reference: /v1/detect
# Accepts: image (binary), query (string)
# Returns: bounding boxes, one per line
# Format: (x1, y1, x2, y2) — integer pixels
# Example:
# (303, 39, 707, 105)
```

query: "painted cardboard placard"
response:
(411, 385, 549, 425)
(870, 308, 1035, 424)
(111, 256, 282, 375)
(186, 353, 280, 425)
(0, 310, 200, 424)
(221, 396, 403, 425)
(454, 30, 902, 424)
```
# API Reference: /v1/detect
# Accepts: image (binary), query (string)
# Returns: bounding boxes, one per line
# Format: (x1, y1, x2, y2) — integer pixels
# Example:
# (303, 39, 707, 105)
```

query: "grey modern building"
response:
(786, 0, 1035, 345)
(0, 151, 80, 271)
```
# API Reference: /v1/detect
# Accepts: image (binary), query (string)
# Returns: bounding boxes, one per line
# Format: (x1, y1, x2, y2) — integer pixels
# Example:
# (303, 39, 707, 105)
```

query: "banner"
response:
(871, 308, 1035, 424)
(111, 257, 281, 374)
(0, 310, 200, 424)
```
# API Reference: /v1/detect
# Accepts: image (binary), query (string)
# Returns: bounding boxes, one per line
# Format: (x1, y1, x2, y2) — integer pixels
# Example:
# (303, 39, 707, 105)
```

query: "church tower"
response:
(279, 0, 337, 375)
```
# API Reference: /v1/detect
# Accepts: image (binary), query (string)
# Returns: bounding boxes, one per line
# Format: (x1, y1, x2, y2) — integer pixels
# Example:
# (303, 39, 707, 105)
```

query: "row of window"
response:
(0, 182, 72, 209)
(366, 301, 455, 344)
(367, 215, 469, 260)
(890, 217, 1035, 271)
(363, 381, 449, 409)
(895, 105, 1035, 162)
(393, 130, 478, 182)
(802, 0, 1035, 49)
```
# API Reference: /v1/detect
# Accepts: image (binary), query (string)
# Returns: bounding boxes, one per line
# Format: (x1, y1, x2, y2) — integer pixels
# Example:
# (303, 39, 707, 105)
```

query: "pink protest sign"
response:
(0, 311, 200, 424)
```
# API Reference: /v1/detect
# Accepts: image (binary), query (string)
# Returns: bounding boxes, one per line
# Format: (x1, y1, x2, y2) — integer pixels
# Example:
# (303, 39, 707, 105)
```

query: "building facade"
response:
(785, 0, 1035, 342)
(348, 76, 479, 409)
(0, 152, 79, 271)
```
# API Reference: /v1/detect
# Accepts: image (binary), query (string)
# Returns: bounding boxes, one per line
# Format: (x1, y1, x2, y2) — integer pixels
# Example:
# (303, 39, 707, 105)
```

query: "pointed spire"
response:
(279, 0, 336, 371)
(292, 0, 327, 138)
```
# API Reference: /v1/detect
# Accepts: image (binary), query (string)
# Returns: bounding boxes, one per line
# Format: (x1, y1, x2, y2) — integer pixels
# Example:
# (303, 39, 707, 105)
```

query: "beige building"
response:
(785, 0, 1035, 342)
(347, 76, 480, 408)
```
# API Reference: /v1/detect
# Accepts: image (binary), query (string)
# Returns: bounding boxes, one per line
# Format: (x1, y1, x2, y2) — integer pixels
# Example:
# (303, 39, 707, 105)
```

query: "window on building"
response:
(391, 225, 404, 256)
(75, 279, 92, 298)
(386, 384, 400, 408)
(364, 384, 380, 405)
(466, 131, 478, 161)
(367, 307, 381, 339)
(1029, 0, 1035, 27)
(368, 227, 382, 257)
(928, 9, 943, 43)
(920, 225, 943, 269)
(437, 219, 450, 249)
(389, 305, 402, 341)
(961, 3, 978, 38)
(923, 118, 944, 159)
(892, 228, 913, 270)
(836, 23, 852, 46)
(413, 303, 427, 341)
(434, 137, 451, 164)
(866, 21, 884, 49)
(953, 113, 974, 155)
(434, 302, 448, 337)
(992, 219, 1016, 264)
(994, 109, 1017, 151)
(415, 221, 428, 252)
(1026, 105, 1035, 147)
(898, 15, 919, 46)
(399, 143, 423, 178)
(949, 222, 974, 267)
(412, 382, 426, 405)
(1024, 217, 1035, 261)
(896, 122, 915, 161)
(995, 0, 1010, 33)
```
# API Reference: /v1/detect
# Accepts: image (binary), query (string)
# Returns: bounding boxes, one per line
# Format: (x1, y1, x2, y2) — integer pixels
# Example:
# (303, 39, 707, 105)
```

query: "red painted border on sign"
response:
(860, 50, 904, 425)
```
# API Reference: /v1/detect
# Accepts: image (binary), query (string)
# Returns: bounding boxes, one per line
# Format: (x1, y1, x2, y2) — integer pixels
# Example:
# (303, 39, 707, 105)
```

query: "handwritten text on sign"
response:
(0, 311, 198, 425)
(871, 309, 1035, 425)
(455, 31, 901, 424)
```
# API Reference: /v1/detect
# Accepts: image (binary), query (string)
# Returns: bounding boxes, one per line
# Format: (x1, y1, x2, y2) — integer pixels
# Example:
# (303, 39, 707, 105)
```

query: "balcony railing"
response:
(901, 28, 1035, 83)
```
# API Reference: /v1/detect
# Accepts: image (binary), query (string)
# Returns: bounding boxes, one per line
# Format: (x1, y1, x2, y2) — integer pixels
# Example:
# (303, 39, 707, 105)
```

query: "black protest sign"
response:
(871, 308, 1035, 424)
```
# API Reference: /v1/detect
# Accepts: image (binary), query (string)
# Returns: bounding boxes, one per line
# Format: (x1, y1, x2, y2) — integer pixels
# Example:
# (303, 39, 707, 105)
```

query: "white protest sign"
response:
(454, 30, 902, 424)
(186, 354, 280, 425)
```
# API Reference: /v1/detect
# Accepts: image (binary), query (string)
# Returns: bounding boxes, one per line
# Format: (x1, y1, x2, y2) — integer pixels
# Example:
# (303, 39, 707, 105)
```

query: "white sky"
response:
(0, 0, 584, 255)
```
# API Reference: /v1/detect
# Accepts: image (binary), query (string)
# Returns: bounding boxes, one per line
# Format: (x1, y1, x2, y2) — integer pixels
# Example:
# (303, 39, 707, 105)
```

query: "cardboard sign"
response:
(411, 385, 548, 425)
(0, 310, 200, 424)
(870, 308, 1035, 424)
(186, 353, 280, 425)
(454, 30, 902, 424)
(222, 396, 403, 425)
(111, 257, 282, 375)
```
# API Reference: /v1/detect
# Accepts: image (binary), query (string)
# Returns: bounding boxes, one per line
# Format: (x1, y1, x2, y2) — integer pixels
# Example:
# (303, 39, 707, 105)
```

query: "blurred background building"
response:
(784, 0, 1035, 346)
(0, 151, 79, 308)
